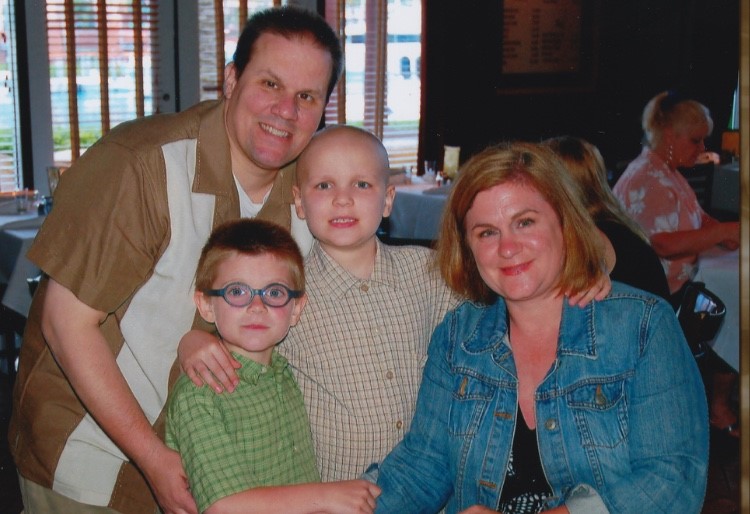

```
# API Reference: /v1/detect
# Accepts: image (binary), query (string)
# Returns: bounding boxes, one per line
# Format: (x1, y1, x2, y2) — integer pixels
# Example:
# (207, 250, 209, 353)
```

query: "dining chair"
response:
(678, 162, 715, 212)
(0, 285, 25, 382)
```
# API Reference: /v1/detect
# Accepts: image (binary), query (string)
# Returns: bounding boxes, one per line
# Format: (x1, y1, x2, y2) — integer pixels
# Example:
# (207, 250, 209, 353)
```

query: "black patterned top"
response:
(497, 410, 552, 513)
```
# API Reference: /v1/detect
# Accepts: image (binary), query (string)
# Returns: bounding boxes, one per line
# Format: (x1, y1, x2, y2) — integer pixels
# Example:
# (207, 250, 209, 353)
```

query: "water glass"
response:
(424, 160, 437, 182)
(14, 189, 39, 213)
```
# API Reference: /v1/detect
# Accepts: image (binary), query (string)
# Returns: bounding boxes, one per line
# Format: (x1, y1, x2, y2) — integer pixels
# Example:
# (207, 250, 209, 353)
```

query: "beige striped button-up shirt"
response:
(279, 240, 459, 482)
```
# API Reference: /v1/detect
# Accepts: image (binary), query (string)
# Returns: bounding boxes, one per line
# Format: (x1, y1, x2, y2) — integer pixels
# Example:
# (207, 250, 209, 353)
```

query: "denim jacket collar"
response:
(459, 298, 598, 359)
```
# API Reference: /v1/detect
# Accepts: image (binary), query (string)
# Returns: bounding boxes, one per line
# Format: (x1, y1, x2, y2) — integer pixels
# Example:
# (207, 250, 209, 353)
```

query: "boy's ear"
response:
(293, 185, 307, 220)
(194, 290, 216, 324)
(382, 184, 396, 218)
(289, 292, 308, 327)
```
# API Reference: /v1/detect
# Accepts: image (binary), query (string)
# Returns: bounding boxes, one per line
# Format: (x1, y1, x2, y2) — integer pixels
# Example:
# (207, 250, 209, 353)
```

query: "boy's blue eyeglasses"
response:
(203, 282, 302, 308)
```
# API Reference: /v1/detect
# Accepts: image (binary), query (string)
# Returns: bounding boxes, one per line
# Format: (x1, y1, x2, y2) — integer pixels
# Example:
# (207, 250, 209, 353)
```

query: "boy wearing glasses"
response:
(165, 218, 380, 513)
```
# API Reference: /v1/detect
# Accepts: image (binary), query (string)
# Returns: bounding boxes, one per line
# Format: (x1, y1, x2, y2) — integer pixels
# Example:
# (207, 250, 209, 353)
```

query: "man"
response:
(9, 7, 341, 514)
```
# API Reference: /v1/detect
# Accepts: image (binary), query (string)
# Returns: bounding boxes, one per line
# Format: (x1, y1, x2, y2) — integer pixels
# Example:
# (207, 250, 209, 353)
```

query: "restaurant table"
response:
(1, 216, 44, 317)
(0, 196, 40, 231)
(388, 182, 450, 240)
(695, 246, 739, 371)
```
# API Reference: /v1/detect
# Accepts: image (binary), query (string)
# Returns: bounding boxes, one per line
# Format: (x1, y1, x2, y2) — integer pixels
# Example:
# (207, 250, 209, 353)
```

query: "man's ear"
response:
(194, 291, 216, 324)
(223, 63, 238, 99)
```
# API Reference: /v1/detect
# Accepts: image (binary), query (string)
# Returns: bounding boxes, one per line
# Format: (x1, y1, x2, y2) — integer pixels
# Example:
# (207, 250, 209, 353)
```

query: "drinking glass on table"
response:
(424, 160, 437, 182)
(14, 189, 40, 213)
(47, 166, 62, 195)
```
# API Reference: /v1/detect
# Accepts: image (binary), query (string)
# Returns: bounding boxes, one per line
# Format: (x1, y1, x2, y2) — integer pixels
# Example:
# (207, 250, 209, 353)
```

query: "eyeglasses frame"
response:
(203, 281, 302, 308)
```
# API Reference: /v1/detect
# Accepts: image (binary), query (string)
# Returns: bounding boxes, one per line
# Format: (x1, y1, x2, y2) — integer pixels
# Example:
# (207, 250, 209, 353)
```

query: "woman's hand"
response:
(177, 329, 241, 393)
(719, 221, 740, 250)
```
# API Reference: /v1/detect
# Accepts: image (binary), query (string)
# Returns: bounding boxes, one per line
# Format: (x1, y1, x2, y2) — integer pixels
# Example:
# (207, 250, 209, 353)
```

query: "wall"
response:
(421, 0, 740, 175)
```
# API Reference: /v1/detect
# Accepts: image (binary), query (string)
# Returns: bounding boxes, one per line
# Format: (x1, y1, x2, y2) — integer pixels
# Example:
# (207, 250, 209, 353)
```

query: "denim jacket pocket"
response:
(567, 379, 629, 449)
(448, 374, 495, 437)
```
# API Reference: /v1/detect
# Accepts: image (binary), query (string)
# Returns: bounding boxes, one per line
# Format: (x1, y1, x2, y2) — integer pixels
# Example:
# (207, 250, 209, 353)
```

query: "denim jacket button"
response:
(544, 418, 557, 431)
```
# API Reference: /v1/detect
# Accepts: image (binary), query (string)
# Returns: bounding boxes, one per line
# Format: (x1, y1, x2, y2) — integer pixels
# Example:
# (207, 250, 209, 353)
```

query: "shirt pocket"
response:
(448, 374, 495, 437)
(567, 379, 629, 449)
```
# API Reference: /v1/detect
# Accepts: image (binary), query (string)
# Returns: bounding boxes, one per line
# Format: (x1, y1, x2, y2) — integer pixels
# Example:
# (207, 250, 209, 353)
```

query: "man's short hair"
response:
(195, 219, 305, 294)
(232, 6, 343, 101)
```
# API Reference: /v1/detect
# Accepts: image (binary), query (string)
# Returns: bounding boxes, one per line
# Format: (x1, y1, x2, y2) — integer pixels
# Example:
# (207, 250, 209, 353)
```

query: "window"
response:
(729, 74, 739, 130)
(198, 1, 422, 169)
(324, 0, 422, 169)
(198, 0, 284, 101)
(46, 0, 160, 164)
(0, 0, 20, 192)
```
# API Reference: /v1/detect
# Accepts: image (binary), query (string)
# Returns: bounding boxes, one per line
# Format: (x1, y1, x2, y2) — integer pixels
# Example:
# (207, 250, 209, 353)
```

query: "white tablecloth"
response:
(695, 247, 739, 371)
(0, 197, 40, 228)
(388, 183, 449, 240)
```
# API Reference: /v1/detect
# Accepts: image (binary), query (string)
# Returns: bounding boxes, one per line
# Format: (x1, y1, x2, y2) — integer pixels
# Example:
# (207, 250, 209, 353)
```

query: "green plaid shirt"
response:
(166, 351, 320, 512)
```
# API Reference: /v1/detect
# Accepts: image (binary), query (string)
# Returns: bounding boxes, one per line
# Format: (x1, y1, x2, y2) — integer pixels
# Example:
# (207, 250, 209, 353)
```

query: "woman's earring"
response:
(668, 144, 674, 167)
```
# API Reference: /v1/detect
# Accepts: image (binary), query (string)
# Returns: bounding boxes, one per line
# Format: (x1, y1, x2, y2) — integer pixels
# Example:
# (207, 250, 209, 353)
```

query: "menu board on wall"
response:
(502, 0, 583, 75)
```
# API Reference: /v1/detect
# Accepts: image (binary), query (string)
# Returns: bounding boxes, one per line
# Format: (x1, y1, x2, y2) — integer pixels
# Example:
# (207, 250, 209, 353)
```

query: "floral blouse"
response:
(613, 148, 703, 293)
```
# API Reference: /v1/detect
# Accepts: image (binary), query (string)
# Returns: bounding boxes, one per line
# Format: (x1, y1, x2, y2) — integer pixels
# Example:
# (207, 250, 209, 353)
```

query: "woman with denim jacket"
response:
(374, 142, 708, 514)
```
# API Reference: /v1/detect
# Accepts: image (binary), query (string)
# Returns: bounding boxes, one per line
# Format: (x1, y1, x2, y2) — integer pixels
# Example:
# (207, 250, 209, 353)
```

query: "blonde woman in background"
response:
(613, 91, 740, 439)
(613, 91, 739, 297)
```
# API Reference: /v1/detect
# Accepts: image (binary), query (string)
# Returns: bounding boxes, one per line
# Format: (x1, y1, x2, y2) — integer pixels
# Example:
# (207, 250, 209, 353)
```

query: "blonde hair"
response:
(642, 90, 713, 148)
(543, 136, 650, 243)
(435, 141, 605, 304)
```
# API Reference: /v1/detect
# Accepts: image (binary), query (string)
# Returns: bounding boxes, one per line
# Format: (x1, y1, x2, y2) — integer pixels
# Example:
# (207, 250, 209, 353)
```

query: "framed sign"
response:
(497, 0, 598, 94)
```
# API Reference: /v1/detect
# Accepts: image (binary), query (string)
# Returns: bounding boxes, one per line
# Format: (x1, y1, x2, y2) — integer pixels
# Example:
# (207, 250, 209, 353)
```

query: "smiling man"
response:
(9, 7, 341, 514)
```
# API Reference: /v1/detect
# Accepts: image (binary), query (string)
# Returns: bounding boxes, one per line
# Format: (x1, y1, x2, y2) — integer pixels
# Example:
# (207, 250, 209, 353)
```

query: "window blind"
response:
(324, 0, 422, 170)
(46, 0, 159, 164)
(198, 0, 283, 101)
(0, 0, 21, 192)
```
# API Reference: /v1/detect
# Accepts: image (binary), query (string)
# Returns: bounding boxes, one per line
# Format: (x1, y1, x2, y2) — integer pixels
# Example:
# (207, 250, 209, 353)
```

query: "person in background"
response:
(373, 142, 708, 514)
(613, 91, 740, 439)
(543, 135, 669, 300)
(613, 90, 739, 297)
(9, 7, 342, 513)
(166, 219, 379, 513)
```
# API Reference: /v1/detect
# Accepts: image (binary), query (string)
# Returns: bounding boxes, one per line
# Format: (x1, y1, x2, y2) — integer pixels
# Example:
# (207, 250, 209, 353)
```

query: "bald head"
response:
(296, 125, 390, 187)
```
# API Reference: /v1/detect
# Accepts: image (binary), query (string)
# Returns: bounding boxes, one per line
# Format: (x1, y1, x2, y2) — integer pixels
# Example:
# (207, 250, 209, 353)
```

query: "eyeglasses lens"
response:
(223, 283, 292, 308)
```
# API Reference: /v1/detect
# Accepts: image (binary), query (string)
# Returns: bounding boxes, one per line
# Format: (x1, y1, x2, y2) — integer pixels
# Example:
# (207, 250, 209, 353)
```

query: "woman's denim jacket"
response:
(375, 283, 708, 513)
